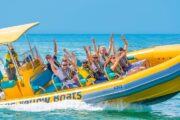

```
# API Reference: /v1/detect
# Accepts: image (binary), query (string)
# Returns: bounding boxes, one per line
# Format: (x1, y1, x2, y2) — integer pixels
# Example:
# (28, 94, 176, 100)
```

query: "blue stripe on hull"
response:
(138, 92, 179, 105)
(83, 63, 180, 103)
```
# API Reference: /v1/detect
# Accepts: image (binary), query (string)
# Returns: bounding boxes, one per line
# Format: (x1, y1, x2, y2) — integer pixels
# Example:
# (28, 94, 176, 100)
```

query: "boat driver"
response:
(4, 46, 20, 80)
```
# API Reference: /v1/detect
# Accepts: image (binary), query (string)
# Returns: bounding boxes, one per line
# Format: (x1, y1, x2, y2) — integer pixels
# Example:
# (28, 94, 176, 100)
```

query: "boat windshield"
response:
(18, 46, 43, 68)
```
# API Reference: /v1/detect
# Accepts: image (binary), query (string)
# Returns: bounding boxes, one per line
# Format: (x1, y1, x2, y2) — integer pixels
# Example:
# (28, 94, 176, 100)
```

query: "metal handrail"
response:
(38, 86, 46, 93)
(51, 74, 59, 91)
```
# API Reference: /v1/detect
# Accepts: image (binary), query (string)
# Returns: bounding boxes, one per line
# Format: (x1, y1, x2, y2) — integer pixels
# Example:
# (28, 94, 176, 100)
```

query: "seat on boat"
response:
(40, 74, 63, 94)
(127, 55, 138, 60)
(1, 80, 16, 89)
(95, 77, 108, 84)
(0, 71, 3, 81)
(30, 69, 53, 93)
(0, 70, 18, 89)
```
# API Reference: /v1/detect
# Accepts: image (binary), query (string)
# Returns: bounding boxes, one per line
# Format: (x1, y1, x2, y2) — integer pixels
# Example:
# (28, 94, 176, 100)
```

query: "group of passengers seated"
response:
(45, 34, 149, 89)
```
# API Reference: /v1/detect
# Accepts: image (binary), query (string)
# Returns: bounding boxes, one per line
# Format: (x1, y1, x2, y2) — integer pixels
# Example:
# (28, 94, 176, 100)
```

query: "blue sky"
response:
(0, 0, 179, 34)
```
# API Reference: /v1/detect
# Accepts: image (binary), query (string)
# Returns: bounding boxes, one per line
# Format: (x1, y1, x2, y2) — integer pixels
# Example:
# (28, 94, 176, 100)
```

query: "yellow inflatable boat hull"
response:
(0, 44, 179, 106)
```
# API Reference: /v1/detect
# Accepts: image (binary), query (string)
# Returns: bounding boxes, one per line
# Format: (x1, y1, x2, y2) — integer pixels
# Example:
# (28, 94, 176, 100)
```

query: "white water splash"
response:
(0, 100, 151, 113)
(0, 100, 103, 112)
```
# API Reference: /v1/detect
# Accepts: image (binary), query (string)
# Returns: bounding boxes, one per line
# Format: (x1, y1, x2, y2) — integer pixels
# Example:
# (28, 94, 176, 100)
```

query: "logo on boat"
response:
(4, 92, 82, 105)
(53, 91, 82, 102)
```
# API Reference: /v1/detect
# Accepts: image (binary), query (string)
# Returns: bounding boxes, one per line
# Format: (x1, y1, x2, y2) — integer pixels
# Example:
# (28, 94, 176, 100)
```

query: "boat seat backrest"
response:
(0, 71, 3, 81)
(30, 69, 53, 91)
(40, 75, 63, 94)
(1, 80, 16, 89)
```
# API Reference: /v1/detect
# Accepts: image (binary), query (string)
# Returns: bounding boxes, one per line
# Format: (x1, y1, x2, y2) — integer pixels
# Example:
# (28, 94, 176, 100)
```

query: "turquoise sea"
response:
(0, 34, 180, 120)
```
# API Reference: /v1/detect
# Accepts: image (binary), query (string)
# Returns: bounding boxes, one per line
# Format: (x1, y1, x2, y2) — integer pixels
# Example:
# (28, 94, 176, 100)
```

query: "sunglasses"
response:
(62, 60, 67, 62)
(82, 62, 88, 64)
(62, 64, 68, 66)
(111, 57, 115, 59)
(93, 57, 98, 59)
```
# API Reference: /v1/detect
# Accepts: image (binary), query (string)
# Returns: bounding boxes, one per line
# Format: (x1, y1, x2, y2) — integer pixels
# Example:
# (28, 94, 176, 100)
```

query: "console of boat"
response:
(0, 22, 179, 106)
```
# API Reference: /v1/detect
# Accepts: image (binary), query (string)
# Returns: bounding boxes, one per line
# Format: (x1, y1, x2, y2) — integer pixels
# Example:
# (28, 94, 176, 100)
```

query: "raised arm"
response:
(83, 46, 92, 64)
(71, 52, 77, 67)
(88, 45, 92, 58)
(97, 45, 101, 57)
(53, 39, 57, 56)
(49, 59, 58, 75)
(64, 54, 78, 70)
(111, 52, 126, 71)
(92, 38, 98, 54)
(121, 34, 128, 53)
(112, 38, 117, 57)
(63, 48, 72, 59)
(107, 33, 114, 55)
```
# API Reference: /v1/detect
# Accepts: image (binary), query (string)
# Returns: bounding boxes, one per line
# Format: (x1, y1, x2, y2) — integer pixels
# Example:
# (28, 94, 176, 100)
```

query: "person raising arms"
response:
(46, 39, 60, 72)
(105, 52, 126, 80)
(117, 34, 150, 74)
(64, 52, 96, 86)
(83, 45, 105, 80)
(92, 34, 113, 65)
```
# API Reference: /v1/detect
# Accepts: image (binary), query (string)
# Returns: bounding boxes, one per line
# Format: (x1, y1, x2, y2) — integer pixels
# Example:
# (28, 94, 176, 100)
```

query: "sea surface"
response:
(0, 34, 180, 120)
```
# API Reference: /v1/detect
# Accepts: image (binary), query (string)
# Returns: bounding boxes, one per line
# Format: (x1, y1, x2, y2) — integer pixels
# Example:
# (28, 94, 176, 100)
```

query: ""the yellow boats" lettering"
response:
(4, 92, 82, 105)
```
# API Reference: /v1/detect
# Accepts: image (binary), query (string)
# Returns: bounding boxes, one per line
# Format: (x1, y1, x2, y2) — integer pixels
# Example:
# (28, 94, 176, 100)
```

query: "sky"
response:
(0, 0, 180, 34)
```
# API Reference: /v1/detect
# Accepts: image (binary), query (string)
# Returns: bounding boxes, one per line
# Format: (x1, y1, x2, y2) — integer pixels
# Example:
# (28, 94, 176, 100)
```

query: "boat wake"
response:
(0, 100, 151, 112)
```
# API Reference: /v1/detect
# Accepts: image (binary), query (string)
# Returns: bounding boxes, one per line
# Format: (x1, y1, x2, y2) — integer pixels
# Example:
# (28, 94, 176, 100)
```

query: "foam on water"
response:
(0, 100, 103, 112)
(0, 100, 151, 113)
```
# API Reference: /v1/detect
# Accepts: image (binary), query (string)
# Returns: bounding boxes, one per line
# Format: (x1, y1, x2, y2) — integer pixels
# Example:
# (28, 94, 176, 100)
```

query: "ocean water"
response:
(0, 34, 180, 120)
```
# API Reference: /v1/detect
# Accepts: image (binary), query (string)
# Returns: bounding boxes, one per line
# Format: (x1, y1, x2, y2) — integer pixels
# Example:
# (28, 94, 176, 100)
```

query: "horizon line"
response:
(27, 33, 180, 35)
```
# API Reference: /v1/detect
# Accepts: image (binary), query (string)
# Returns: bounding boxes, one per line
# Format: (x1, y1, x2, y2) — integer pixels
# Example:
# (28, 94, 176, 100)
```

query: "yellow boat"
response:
(0, 22, 179, 106)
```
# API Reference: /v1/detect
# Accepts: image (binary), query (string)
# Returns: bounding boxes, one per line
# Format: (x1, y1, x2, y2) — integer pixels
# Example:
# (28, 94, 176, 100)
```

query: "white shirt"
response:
(91, 62, 101, 71)
(99, 54, 108, 65)
(56, 67, 66, 81)
(56, 68, 75, 85)
(99, 56, 105, 65)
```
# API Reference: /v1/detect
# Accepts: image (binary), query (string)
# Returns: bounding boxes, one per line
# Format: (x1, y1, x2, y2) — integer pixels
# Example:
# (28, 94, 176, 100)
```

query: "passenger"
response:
(4, 46, 20, 80)
(78, 60, 97, 85)
(117, 35, 149, 73)
(83, 46, 107, 81)
(92, 34, 113, 65)
(63, 53, 80, 87)
(61, 60, 79, 88)
(105, 53, 126, 80)
(64, 53, 95, 86)
(62, 49, 79, 71)
(46, 39, 60, 72)
(48, 56, 78, 89)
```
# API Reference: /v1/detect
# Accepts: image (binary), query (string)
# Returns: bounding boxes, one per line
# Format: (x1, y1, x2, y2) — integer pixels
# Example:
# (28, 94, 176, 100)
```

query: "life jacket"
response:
(92, 61, 104, 73)
(62, 68, 73, 81)
(5, 52, 18, 69)
(99, 53, 109, 65)
(119, 56, 130, 69)
(91, 61, 105, 79)
(110, 62, 125, 75)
